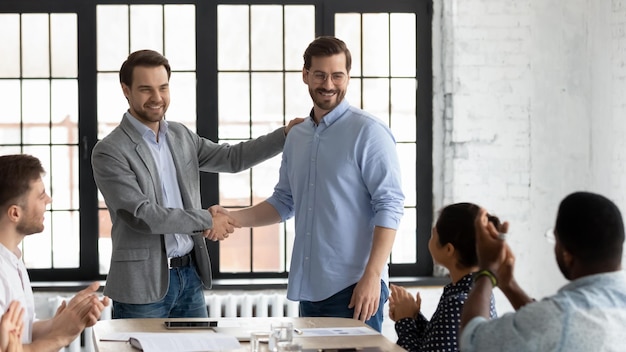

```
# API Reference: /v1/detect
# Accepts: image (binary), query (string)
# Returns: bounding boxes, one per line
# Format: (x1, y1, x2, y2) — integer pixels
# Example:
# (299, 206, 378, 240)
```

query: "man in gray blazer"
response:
(92, 49, 302, 319)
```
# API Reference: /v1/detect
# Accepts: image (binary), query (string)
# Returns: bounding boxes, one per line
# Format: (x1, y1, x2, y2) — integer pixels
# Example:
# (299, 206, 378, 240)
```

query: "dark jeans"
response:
(112, 258, 208, 319)
(298, 280, 389, 332)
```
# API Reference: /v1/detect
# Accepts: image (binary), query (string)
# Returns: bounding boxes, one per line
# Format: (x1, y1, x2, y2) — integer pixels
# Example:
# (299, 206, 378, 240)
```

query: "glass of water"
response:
(269, 322, 293, 352)
(250, 331, 270, 352)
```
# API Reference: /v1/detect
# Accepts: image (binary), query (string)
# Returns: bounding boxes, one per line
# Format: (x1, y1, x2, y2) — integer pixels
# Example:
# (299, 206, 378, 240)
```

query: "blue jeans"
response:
(112, 259, 208, 319)
(298, 280, 389, 332)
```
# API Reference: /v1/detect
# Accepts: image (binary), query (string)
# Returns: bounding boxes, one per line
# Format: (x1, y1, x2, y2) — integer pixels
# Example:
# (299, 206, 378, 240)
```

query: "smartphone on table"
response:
(164, 321, 218, 329)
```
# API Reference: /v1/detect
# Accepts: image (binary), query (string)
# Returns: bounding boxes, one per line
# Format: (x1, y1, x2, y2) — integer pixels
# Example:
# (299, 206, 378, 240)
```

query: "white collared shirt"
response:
(0, 242, 35, 343)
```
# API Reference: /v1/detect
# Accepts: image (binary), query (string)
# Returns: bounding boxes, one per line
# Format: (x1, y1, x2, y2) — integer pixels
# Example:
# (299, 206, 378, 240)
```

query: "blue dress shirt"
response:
(267, 99, 405, 302)
(460, 270, 626, 352)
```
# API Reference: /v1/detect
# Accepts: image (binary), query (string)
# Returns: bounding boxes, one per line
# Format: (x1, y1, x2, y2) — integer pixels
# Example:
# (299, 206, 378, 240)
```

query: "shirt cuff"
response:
(459, 316, 488, 352)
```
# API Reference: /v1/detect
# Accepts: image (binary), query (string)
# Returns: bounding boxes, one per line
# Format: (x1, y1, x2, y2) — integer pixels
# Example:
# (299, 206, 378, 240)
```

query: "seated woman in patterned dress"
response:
(388, 203, 499, 352)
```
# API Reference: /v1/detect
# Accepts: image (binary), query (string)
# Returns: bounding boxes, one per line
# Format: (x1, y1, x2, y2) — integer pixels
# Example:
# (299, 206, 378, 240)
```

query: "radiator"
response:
(49, 292, 298, 352)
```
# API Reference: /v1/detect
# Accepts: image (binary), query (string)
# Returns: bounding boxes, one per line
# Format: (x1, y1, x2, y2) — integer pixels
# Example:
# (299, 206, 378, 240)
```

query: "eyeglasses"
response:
(545, 228, 556, 244)
(307, 70, 348, 85)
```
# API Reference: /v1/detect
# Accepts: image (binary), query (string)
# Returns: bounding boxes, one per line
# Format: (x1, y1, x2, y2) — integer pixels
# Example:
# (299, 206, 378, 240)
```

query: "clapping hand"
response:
(388, 284, 421, 321)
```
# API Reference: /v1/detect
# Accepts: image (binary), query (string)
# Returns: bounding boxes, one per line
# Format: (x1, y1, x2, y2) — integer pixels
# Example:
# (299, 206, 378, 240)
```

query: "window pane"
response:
(363, 13, 389, 77)
(0, 146, 21, 155)
(362, 78, 390, 125)
(285, 72, 311, 118)
(97, 5, 129, 71)
(50, 145, 79, 210)
(52, 211, 80, 268)
(345, 77, 361, 109)
(168, 72, 197, 129)
(51, 79, 78, 144)
(251, 72, 284, 138)
(0, 80, 21, 144)
(98, 72, 126, 139)
(218, 73, 250, 139)
(22, 214, 52, 268)
(164, 5, 196, 71)
(220, 169, 252, 207)
(390, 78, 417, 142)
(250, 154, 281, 200)
(220, 227, 251, 272)
(392, 208, 416, 263)
(50, 14, 77, 78)
(22, 14, 49, 78)
(22, 146, 51, 180)
(130, 5, 163, 53)
(22, 80, 50, 144)
(252, 225, 282, 272)
(398, 142, 416, 206)
(390, 13, 416, 77)
(284, 6, 315, 70)
(0, 14, 20, 77)
(335, 14, 362, 77)
(217, 5, 249, 71)
(251, 5, 283, 70)
(99, 209, 112, 275)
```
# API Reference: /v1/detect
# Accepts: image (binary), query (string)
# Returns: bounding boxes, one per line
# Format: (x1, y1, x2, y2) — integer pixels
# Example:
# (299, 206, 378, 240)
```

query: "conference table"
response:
(92, 316, 406, 352)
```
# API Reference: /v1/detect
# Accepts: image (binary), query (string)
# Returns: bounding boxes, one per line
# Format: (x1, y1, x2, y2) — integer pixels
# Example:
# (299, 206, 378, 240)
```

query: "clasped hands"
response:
(204, 205, 240, 241)
(475, 209, 515, 288)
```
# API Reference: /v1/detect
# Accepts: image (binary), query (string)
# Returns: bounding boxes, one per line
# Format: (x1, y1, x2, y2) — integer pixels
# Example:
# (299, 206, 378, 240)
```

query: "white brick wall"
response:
(434, 0, 626, 299)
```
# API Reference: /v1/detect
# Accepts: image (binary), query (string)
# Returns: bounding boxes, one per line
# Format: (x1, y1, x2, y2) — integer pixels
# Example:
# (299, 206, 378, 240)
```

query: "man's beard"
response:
(16, 218, 44, 236)
(310, 88, 345, 112)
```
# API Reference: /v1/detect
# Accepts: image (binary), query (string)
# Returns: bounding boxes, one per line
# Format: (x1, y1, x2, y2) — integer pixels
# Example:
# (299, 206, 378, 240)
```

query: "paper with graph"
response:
(299, 327, 379, 337)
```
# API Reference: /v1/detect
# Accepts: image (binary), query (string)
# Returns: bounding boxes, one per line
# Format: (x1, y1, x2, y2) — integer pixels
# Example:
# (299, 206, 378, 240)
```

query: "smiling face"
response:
(15, 177, 51, 236)
(122, 65, 170, 131)
(303, 53, 349, 122)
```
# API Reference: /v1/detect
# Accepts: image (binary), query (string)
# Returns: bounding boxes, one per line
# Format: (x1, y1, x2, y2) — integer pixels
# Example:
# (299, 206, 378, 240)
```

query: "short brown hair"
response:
(303, 36, 352, 72)
(0, 154, 45, 213)
(119, 49, 171, 87)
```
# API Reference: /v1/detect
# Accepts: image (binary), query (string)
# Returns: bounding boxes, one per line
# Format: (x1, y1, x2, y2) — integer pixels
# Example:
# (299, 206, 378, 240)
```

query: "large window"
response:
(0, 0, 432, 282)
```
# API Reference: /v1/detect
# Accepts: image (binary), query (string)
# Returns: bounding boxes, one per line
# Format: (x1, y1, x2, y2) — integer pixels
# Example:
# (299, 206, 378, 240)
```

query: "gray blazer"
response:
(92, 114, 285, 304)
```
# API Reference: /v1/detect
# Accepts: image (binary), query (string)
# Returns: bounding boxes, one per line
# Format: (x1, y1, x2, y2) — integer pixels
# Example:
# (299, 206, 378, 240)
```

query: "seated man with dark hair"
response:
(0, 154, 109, 352)
(460, 191, 626, 352)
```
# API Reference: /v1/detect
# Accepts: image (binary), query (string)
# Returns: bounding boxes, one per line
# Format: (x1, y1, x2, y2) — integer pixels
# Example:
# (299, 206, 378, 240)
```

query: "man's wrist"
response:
(473, 269, 498, 287)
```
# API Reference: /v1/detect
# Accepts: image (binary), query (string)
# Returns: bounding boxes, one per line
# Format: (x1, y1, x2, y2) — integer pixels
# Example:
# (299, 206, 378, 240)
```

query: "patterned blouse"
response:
(394, 273, 497, 352)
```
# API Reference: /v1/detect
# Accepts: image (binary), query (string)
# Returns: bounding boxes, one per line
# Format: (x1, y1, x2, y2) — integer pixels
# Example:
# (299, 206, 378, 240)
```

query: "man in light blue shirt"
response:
(460, 192, 626, 351)
(213, 36, 404, 331)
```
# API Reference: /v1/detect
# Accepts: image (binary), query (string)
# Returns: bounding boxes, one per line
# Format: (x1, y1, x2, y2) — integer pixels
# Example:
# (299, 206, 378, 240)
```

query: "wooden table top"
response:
(92, 316, 405, 352)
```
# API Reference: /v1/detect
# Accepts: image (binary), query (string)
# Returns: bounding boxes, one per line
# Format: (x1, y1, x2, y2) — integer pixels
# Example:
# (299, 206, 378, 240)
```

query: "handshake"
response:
(203, 205, 241, 241)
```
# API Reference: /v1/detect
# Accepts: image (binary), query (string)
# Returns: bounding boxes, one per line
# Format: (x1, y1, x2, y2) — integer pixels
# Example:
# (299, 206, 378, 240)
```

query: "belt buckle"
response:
(167, 256, 175, 269)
